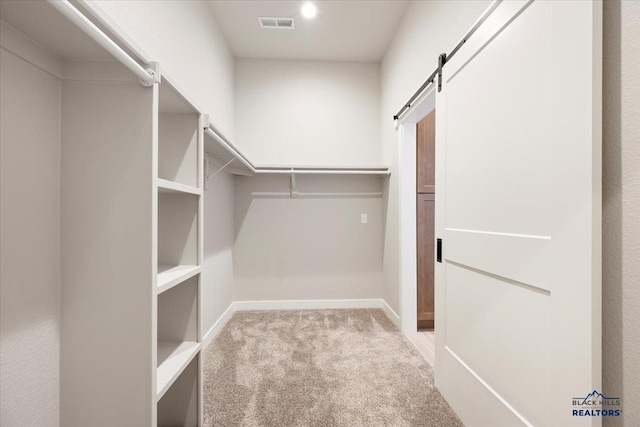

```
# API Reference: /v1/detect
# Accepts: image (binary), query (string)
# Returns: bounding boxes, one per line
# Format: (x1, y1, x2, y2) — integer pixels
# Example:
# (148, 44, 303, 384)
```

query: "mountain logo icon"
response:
(573, 390, 620, 406)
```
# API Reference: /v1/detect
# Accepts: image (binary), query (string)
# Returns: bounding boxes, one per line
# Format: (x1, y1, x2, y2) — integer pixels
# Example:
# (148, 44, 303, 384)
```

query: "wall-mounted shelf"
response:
(157, 265, 200, 294)
(204, 122, 391, 179)
(204, 126, 254, 177)
(156, 341, 200, 399)
(255, 166, 390, 175)
(157, 178, 202, 196)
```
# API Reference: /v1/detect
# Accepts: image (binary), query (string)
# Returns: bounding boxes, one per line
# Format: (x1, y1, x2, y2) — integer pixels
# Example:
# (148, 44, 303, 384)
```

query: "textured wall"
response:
(602, 1, 640, 425)
(0, 34, 61, 426)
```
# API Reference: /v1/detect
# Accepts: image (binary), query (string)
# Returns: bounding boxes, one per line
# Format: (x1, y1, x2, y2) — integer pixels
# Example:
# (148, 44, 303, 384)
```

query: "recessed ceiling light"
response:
(301, 2, 317, 19)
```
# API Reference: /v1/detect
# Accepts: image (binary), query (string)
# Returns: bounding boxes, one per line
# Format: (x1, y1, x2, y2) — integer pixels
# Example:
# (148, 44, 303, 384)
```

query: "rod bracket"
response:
(437, 53, 447, 92)
(200, 114, 210, 130)
(290, 170, 298, 198)
(205, 154, 235, 184)
(139, 62, 161, 87)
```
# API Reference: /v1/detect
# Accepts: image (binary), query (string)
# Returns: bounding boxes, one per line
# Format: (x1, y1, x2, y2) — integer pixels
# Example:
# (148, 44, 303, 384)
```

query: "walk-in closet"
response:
(1, 2, 389, 425)
(1, 1, 625, 426)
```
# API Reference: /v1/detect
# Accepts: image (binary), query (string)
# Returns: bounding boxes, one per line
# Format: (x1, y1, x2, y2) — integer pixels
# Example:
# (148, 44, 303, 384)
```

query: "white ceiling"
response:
(209, 0, 409, 62)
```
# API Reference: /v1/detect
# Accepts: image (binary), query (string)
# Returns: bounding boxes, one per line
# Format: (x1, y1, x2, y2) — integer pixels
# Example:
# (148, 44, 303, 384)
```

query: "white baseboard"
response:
(202, 302, 235, 348)
(380, 299, 401, 328)
(233, 298, 384, 311)
(233, 299, 400, 327)
(203, 299, 402, 347)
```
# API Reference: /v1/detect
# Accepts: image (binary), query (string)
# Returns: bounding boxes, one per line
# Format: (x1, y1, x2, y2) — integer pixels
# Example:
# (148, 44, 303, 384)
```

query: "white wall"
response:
(0, 27, 61, 427)
(233, 175, 384, 302)
(92, 0, 235, 138)
(203, 172, 235, 334)
(232, 58, 385, 303)
(603, 1, 640, 424)
(235, 58, 381, 166)
(380, 0, 491, 314)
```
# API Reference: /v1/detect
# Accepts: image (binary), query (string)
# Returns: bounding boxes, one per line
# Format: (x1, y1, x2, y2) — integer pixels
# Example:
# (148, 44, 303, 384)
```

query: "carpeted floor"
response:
(203, 309, 463, 427)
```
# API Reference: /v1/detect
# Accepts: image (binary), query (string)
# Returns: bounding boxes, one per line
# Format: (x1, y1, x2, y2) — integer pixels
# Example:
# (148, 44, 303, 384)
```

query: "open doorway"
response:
(416, 109, 436, 364)
(398, 88, 436, 366)
(416, 109, 436, 330)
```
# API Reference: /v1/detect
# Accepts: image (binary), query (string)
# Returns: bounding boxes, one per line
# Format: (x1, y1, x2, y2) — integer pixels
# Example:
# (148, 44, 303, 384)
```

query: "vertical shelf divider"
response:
(196, 113, 206, 426)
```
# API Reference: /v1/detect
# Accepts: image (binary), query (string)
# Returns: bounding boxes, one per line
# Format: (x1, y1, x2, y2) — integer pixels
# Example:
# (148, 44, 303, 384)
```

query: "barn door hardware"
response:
(290, 169, 298, 198)
(437, 53, 447, 92)
(392, 0, 501, 121)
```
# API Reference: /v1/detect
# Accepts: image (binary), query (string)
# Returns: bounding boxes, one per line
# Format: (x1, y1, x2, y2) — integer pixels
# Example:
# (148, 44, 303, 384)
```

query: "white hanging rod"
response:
(255, 169, 390, 175)
(47, 0, 158, 86)
(251, 192, 383, 198)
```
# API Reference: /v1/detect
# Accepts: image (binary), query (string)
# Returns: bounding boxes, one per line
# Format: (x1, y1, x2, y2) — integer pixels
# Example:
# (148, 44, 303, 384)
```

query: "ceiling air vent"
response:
(258, 17, 295, 30)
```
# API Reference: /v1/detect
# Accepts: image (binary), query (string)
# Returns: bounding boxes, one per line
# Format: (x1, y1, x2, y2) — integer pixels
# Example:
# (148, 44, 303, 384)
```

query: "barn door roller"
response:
(437, 53, 447, 93)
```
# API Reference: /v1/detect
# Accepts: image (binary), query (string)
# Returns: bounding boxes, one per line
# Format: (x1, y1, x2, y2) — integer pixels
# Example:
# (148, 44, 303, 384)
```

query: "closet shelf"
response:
(157, 341, 200, 400)
(255, 166, 390, 175)
(204, 124, 390, 177)
(157, 265, 200, 294)
(157, 178, 201, 195)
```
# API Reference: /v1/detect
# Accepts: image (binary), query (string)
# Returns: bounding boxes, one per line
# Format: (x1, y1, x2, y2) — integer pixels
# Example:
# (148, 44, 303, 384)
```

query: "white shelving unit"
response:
(1, 2, 206, 425)
(56, 58, 204, 425)
(155, 80, 204, 426)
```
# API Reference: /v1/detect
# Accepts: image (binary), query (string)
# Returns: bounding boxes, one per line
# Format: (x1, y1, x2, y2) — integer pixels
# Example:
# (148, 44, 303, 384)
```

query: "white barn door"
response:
(434, 1, 601, 426)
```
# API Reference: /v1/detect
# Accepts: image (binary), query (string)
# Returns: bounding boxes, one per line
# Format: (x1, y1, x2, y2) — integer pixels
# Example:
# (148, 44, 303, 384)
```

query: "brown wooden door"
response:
(417, 110, 435, 329)
(417, 193, 435, 328)
(417, 110, 435, 193)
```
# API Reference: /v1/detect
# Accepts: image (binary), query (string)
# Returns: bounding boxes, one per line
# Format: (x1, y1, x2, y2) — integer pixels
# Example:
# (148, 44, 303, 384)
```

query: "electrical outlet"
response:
(361, 213, 368, 224)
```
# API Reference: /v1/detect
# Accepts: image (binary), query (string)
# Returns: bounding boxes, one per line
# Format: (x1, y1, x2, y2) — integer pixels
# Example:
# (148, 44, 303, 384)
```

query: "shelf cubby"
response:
(157, 341, 200, 399)
(157, 356, 199, 427)
(158, 80, 201, 190)
(158, 192, 199, 269)
(158, 112, 199, 188)
(157, 276, 199, 398)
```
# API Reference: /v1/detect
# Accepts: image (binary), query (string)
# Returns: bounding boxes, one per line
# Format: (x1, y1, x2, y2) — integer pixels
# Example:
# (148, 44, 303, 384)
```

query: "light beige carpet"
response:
(203, 309, 463, 427)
